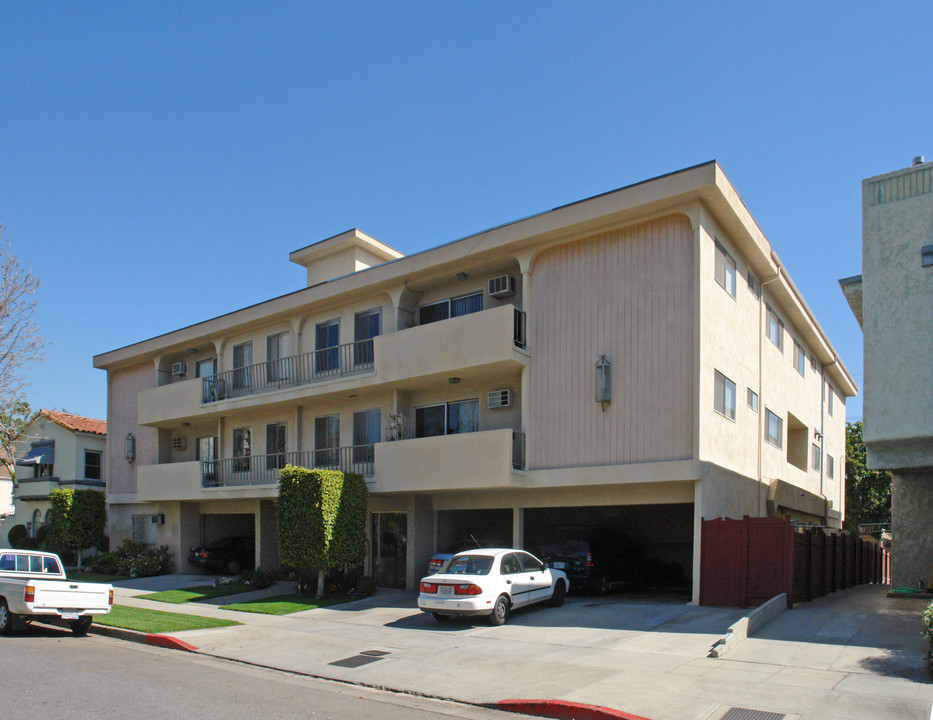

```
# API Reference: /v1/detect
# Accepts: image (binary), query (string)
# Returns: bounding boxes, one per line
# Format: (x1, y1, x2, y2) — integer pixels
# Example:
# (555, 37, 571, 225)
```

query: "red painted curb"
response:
(497, 699, 651, 720)
(145, 634, 199, 653)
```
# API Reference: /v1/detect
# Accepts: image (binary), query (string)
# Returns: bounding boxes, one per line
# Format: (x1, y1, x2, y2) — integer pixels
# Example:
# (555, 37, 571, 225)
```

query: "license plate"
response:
(61, 612, 80, 620)
(439, 585, 454, 596)
(552, 562, 565, 569)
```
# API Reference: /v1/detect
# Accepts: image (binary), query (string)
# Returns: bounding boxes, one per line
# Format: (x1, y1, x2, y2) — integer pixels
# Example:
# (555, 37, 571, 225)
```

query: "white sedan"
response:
(417, 548, 568, 625)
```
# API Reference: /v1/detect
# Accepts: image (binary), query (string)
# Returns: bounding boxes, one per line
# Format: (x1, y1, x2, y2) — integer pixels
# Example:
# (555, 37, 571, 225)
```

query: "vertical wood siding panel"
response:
(530, 214, 693, 470)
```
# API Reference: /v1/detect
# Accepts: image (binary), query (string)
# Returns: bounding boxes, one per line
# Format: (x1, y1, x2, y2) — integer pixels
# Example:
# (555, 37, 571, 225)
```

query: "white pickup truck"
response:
(0, 549, 113, 636)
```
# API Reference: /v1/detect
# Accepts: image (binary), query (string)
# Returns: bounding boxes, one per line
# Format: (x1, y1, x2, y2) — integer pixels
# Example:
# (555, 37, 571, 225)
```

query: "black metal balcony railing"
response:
(512, 431, 525, 470)
(202, 340, 374, 403)
(201, 445, 374, 488)
(513, 308, 526, 350)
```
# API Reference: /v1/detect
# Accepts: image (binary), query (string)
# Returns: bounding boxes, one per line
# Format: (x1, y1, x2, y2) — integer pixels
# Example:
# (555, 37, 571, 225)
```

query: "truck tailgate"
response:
(32, 581, 110, 610)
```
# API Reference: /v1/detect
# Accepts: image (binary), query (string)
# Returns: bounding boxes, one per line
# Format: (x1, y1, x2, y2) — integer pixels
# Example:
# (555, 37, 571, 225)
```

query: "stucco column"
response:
(691, 480, 702, 605)
(512, 506, 524, 549)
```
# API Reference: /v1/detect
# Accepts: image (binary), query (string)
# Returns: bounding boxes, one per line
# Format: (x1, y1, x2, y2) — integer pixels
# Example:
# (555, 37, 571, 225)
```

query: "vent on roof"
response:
(487, 389, 512, 409)
(488, 275, 516, 298)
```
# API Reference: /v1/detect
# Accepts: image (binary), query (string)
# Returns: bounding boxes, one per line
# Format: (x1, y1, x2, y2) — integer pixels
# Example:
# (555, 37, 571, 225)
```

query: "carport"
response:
(436, 508, 513, 554)
(523, 503, 694, 591)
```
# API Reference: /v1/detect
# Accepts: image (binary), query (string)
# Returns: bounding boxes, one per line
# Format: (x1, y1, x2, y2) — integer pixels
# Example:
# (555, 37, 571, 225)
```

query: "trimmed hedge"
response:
(277, 466, 368, 595)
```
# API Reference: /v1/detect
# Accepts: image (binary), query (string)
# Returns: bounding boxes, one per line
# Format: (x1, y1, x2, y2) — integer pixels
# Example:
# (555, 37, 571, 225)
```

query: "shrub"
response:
(923, 601, 933, 647)
(7, 524, 27, 548)
(241, 568, 274, 589)
(17, 536, 39, 549)
(86, 539, 173, 578)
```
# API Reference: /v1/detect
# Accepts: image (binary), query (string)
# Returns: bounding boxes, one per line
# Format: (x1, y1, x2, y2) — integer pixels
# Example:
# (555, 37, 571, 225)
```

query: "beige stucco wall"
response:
(528, 214, 695, 470)
(861, 164, 933, 469)
(108, 363, 158, 500)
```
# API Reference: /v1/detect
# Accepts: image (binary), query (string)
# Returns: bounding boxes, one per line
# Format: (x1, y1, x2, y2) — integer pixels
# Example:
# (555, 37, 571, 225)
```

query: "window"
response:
(713, 370, 736, 420)
(922, 244, 933, 267)
(747, 388, 759, 412)
(418, 292, 483, 325)
(414, 399, 480, 438)
(765, 409, 783, 448)
(714, 240, 737, 298)
(31, 509, 41, 537)
(314, 415, 340, 467)
(84, 450, 102, 480)
(793, 339, 806, 377)
(196, 436, 218, 462)
(266, 423, 287, 470)
(747, 270, 761, 299)
(827, 454, 835, 479)
(232, 342, 253, 390)
(811, 443, 821, 471)
(826, 383, 834, 416)
(233, 428, 251, 472)
(315, 319, 340, 373)
(766, 306, 784, 350)
(266, 332, 289, 383)
(132, 515, 157, 545)
(354, 308, 381, 366)
(352, 409, 381, 464)
(196, 357, 217, 378)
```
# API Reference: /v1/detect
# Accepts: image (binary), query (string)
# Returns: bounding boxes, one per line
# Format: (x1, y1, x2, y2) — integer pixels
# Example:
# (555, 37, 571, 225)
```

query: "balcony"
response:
(201, 446, 374, 488)
(371, 428, 524, 493)
(202, 340, 374, 404)
(374, 304, 527, 384)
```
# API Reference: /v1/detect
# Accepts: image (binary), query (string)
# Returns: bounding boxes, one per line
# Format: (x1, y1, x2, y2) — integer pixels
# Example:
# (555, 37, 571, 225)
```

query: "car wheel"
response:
(69, 617, 93, 637)
(549, 580, 567, 607)
(595, 576, 610, 596)
(225, 559, 241, 575)
(488, 595, 510, 626)
(0, 599, 12, 635)
(432, 612, 452, 622)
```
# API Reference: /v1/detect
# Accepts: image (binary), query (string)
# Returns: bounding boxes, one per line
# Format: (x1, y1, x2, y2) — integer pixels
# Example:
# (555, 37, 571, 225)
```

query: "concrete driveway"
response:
(111, 582, 932, 720)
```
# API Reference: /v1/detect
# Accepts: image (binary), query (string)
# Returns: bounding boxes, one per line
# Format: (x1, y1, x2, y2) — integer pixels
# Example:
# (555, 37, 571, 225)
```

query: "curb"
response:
(709, 592, 787, 658)
(498, 699, 651, 720)
(91, 624, 199, 653)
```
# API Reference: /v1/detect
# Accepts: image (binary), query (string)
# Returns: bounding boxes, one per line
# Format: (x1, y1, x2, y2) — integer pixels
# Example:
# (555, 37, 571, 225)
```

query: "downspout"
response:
(759, 272, 781, 517)
(820, 357, 839, 526)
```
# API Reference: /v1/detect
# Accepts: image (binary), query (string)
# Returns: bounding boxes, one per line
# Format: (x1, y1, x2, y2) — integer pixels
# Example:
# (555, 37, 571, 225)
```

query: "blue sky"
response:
(2, 2, 930, 422)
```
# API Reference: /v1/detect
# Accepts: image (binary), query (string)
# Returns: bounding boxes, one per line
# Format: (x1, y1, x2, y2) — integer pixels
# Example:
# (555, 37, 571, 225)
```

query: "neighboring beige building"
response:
(0, 410, 107, 547)
(94, 161, 856, 599)
(841, 157, 933, 589)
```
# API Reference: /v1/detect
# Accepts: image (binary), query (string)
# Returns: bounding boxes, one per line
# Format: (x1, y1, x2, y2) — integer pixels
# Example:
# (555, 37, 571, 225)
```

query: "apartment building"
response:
(93, 161, 855, 600)
(0, 410, 107, 547)
(840, 157, 933, 588)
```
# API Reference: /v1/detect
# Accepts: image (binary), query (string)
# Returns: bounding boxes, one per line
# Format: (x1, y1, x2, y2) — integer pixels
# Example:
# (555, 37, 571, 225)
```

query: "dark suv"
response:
(535, 526, 635, 595)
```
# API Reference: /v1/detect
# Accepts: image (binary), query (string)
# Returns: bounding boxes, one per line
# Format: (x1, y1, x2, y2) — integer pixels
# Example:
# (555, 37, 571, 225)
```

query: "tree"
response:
(0, 227, 44, 484)
(277, 466, 368, 598)
(0, 400, 39, 486)
(844, 420, 892, 534)
(44, 487, 74, 558)
(70, 489, 107, 568)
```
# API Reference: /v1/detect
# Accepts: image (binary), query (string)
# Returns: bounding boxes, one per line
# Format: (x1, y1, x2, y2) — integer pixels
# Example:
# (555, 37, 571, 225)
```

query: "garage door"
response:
(524, 504, 694, 590)
(436, 509, 512, 554)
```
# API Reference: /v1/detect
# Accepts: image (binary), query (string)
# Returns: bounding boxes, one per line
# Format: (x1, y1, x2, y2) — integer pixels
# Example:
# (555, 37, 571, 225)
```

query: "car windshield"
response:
(441, 555, 494, 575)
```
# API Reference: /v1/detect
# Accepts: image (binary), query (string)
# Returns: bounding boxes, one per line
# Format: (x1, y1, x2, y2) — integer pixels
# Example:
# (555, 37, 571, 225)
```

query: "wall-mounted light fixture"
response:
(125, 433, 136, 464)
(455, 272, 469, 281)
(448, 377, 461, 384)
(595, 355, 611, 412)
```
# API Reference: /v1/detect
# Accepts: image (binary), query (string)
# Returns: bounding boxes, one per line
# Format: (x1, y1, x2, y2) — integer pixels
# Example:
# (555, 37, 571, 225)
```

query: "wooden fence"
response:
(700, 516, 891, 608)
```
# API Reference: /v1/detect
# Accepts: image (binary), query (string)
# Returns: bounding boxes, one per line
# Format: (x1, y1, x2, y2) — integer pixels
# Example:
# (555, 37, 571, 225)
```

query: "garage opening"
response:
(523, 504, 693, 593)
(436, 509, 512, 554)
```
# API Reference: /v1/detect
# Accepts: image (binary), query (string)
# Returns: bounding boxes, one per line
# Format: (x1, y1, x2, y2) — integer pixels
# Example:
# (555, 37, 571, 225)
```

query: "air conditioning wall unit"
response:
(171, 362, 187, 377)
(487, 389, 512, 409)
(488, 274, 516, 298)
(151, 514, 165, 525)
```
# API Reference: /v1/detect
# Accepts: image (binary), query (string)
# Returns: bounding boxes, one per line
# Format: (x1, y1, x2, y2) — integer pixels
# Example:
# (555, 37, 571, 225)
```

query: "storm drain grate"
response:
(719, 709, 784, 720)
(328, 650, 391, 668)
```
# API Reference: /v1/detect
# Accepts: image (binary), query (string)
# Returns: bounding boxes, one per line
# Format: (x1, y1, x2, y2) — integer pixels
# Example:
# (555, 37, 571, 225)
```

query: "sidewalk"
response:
(103, 579, 933, 720)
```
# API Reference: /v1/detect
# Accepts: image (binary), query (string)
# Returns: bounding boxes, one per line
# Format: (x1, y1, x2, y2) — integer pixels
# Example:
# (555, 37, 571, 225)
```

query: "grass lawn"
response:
(137, 584, 253, 604)
(95, 604, 241, 633)
(223, 592, 351, 615)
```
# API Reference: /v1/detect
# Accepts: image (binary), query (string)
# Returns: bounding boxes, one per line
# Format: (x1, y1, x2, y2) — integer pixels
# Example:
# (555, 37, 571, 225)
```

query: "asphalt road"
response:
(0, 624, 525, 720)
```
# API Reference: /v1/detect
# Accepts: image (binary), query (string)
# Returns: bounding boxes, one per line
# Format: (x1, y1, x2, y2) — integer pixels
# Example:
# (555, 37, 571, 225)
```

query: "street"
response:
(0, 626, 523, 720)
